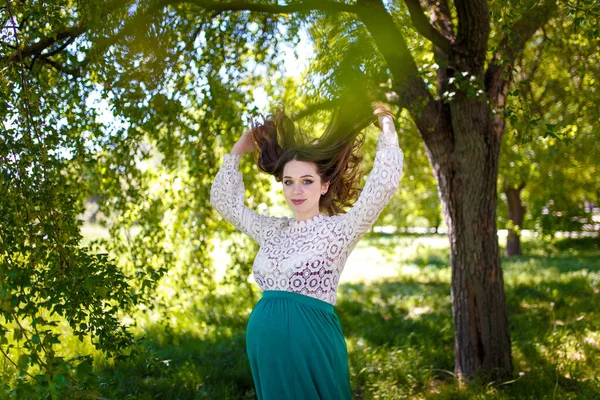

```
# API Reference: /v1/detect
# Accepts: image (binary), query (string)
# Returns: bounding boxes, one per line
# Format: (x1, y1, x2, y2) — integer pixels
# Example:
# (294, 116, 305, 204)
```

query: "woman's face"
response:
(282, 160, 329, 220)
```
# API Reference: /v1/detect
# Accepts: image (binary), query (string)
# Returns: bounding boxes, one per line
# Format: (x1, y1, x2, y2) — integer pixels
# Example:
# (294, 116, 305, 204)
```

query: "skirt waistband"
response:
(261, 290, 334, 314)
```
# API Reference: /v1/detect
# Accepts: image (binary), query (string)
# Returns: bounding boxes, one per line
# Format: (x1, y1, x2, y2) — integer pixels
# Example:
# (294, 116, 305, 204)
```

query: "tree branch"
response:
(484, 0, 557, 140)
(427, 0, 454, 38)
(40, 35, 77, 59)
(355, 1, 443, 140)
(1, 0, 125, 66)
(485, 0, 557, 108)
(34, 57, 84, 78)
(453, 0, 490, 73)
(164, 0, 359, 14)
(500, 3, 557, 65)
(2, 25, 87, 64)
(403, 0, 452, 53)
(426, 0, 454, 99)
(3, 0, 358, 72)
(0, 41, 18, 50)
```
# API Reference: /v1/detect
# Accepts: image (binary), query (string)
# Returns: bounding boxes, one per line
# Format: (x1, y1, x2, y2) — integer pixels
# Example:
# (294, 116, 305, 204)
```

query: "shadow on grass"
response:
(90, 239, 599, 399)
(503, 276, 600, 398)
(552, 236, 600, 252)
(92, 304, 259, 399)
(336, 279, 452, 347)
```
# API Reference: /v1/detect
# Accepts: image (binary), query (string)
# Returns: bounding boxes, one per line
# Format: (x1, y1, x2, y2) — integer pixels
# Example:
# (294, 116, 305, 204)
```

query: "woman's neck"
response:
(294, 210, 321, 222)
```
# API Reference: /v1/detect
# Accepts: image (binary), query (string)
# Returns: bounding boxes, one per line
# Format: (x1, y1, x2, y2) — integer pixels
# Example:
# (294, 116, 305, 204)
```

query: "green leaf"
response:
(17, 354, 29, 370)
(76, 359, 94, 380)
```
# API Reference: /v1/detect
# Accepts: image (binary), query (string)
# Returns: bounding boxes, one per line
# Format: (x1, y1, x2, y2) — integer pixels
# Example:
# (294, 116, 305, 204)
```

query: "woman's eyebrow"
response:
(283, 175, 314, 179)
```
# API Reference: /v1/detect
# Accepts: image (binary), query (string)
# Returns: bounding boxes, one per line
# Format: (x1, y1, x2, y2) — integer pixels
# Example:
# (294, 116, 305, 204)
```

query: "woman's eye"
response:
(284, 180, 313, 185)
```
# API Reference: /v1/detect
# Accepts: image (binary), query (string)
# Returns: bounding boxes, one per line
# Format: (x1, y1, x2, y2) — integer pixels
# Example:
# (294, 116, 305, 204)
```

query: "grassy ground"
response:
(2, 233, 599, 399)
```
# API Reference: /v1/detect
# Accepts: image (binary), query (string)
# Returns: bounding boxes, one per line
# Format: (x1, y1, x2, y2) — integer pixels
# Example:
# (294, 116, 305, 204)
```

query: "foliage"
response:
(1, 0, 297, 396)
(498, 3, 600, 237)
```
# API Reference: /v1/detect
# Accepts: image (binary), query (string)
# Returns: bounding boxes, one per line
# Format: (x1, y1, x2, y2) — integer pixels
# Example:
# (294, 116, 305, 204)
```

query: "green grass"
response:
(2, 234, 599, 399)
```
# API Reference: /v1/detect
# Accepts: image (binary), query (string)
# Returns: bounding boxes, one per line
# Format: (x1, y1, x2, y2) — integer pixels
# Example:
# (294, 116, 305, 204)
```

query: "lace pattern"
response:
(209, 128, 404, 305)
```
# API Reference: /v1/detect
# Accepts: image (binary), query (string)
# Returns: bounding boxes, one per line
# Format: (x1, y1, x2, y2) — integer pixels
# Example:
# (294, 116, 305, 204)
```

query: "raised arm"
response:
(343, 114, 404, 248)
(209, 130, 274, 245)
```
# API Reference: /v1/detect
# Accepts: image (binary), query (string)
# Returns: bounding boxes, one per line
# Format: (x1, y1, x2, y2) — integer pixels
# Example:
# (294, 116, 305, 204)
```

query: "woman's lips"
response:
(292, 199, 306, 205)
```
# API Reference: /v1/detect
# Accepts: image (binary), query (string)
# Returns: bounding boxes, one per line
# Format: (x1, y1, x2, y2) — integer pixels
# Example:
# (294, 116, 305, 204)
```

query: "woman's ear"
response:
(322, 180, 331, 194)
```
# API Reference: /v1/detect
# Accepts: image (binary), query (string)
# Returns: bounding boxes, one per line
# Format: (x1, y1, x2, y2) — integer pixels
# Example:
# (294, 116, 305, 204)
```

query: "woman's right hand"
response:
(231, 128, 256, 155)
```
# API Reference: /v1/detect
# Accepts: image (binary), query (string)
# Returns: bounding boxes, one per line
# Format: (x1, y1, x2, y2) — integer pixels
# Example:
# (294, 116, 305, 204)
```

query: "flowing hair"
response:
(248, 93, 378, 216)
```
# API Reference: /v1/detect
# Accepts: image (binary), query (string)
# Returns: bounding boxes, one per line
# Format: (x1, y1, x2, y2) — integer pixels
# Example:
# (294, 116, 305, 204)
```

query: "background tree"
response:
(498, 8, 600, 256)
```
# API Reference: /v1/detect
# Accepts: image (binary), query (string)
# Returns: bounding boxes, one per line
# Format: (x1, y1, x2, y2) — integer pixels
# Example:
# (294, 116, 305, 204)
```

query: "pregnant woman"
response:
(209, 100, 404, 399)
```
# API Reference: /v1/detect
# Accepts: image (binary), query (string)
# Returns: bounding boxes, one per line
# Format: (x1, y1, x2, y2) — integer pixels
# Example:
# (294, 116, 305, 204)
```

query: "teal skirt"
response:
(246, 290, 352, 400)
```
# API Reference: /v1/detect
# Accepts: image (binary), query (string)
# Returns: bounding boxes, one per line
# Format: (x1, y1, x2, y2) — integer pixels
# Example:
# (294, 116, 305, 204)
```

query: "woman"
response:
(209, 100, 404, 399)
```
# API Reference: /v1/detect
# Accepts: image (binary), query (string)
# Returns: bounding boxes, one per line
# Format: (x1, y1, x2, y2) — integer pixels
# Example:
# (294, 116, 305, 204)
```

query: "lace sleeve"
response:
(209, 153, 271, 245)
(343, 126, 404, 247)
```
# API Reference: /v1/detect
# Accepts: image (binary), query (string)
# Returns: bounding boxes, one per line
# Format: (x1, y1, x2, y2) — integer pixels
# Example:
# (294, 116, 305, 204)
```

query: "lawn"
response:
(2, 233, 598, 399)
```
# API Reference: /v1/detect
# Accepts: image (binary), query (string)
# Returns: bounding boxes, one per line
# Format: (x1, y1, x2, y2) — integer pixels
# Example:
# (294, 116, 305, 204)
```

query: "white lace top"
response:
(209, 126, 404, 305)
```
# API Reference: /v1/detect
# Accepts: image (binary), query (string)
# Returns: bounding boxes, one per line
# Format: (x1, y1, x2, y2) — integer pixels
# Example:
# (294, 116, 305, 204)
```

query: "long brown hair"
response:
(249, 94, 377, 216)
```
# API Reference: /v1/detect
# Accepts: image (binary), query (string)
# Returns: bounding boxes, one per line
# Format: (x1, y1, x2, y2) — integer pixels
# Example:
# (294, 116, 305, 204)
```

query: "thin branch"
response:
(558, 0, 600, 17)
(18, 10, 33, 30)
(3, 0, 357, 75)
(10, 312, 50, 369)
(2, 24, 87, 64)
(502, 2, 557, 64)
(426, 0, 454, 97)
(0, 40, 17, 49)
(403, 0, 452, 53)
(1, 0, 125, 65)
(185, 22, 206, 52)
(0, 344, 39, 382)
(34, 56, 83, 78)
(40, 35, 76, 59)
(64, 382, 111, 400)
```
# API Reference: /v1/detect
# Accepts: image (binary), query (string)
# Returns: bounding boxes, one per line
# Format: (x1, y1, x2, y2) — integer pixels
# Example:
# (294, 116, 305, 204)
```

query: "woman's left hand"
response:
(371, 102, 395, 129)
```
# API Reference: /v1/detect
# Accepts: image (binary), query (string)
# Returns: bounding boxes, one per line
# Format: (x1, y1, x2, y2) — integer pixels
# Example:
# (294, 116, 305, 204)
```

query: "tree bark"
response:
(409, 68, 513, 379)
(435, 91, 513, 380)
(505, 183, 526, 257)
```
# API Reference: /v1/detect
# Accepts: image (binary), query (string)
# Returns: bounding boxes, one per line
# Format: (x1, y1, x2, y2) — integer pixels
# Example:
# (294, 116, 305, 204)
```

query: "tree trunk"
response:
(505, 183, 526, 257)
(427, 91, 513, 381)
